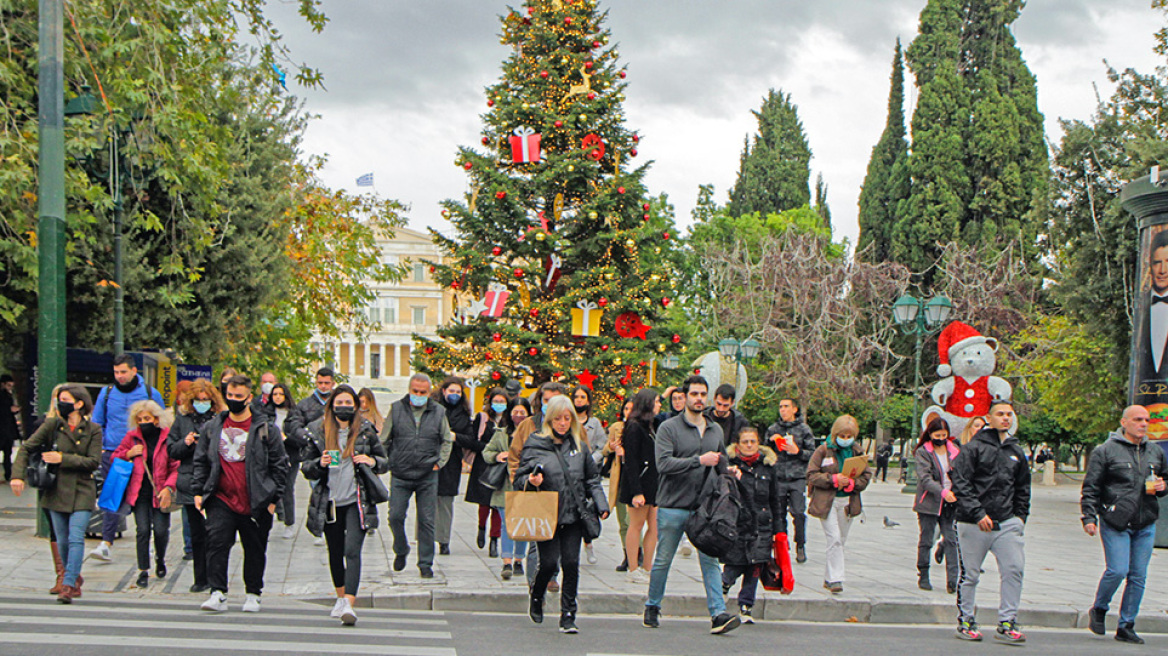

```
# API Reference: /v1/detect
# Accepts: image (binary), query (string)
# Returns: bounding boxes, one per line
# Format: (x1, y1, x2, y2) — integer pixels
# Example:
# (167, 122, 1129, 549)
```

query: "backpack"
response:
(684, 469, 743, 559)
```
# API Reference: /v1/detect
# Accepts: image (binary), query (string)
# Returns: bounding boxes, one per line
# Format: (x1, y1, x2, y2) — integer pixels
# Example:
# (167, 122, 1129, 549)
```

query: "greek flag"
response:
(356, 172, 374, 187)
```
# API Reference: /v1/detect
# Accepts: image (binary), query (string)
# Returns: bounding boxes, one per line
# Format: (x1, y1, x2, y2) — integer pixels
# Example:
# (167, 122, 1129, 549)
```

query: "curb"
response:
(302, 590, 1168, 634)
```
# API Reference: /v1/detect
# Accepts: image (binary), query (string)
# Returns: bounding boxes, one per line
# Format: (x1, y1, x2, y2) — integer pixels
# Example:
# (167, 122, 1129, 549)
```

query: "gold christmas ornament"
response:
(588, 211, 598, 219)
(535, 232, 546, 241)
(657, 344, 667, 352)
(625, 239, 636, 248)
(567, 165, 575, 172)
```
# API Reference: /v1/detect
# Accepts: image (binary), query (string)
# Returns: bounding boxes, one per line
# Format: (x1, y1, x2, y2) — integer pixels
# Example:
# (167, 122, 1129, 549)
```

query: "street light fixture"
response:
(717, 337, 762, 364)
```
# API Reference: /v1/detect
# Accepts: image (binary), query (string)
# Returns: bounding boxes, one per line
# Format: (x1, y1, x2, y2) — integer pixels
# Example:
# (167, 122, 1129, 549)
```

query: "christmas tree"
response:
(417, 0, 686, 410)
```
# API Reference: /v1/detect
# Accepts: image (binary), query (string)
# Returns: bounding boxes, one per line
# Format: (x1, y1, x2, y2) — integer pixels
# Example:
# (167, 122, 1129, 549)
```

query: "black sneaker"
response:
(934, 542, 944, 564)
(189, 582, 210, 593)
(419, 566, 434, 579)
(514, 561, 524, 575)
(711, 613, 741, 635)
(393, 554, 406, 572)
(476, 526, 486, 549)
(955, 619, 983, 641)
(1116, 623, 1144, 644)
(995, 620, 1026, 644)
(439, 543, 451, 555)
(1088, 607, 1106, 635)
(917, 574, 932, 591)
(182, 552, 194, 561)
(501, 563, 513, 580)
(946, 581, 957, 594)
(136, 571, 149, 588)
(559, 612, 578, 633)
(740, 605, 754, 624)
(529, 595, 544, 624)
(643, 605, 660, 628)
(796, 545, 806, 564)
(156, 560, 167, 579)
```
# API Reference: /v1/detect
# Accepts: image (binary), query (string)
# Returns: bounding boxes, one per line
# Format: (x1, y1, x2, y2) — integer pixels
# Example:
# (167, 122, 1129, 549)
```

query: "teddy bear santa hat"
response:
(936, 321, 998, 377)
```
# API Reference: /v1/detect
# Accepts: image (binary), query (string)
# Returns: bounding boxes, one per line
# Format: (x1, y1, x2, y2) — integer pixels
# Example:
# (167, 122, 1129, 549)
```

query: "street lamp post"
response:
(892, 294, 952, 492)
(36, 0, 66, 414)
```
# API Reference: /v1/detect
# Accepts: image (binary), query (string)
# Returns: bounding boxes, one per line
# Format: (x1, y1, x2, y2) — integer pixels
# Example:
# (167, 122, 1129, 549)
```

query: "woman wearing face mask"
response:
(722, 426, 781, 624)
(434, 377, 475, 555)
(484, 397, 532, 580)
(515, 395, 609, 634)
(112, 400, 180, 589)
(168, 379, 225, 592)
(806, 415, 873, 594)
(570, 385, 606, 565)
(269, 382, 299, 538)
(12, 385, 102, 603)
(618, 389, 660, 584)
(302, 384, 389, 625)
(913, 417, 960, 593)
(467, 389, 508, 558)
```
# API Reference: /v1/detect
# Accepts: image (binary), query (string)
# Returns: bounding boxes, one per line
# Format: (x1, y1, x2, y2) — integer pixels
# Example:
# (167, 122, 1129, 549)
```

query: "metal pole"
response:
(112, 131, 124, 355)
(36, 0, 66, 414)
(901, 315, 924, 493)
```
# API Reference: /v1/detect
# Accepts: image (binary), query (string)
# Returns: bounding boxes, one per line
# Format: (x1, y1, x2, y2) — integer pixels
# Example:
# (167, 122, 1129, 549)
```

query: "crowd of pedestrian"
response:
(1, 360, 1166, 645)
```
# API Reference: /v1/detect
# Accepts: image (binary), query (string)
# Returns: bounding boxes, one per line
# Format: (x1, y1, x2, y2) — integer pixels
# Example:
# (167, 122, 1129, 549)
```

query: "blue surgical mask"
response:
(835, 437, 855, 448)
(491, 402, 508, 415)
(445, 393, 462, 405)
(193, 401, 212, 415)
(410, 394, 428, 407)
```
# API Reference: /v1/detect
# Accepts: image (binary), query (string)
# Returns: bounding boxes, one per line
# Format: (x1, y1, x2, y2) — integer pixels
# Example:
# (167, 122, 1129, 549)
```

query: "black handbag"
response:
(358, 464, 390, 504)
(552, 445, 602, 541)
(25, 451, 58, 490)
(480, 462, 509, 491)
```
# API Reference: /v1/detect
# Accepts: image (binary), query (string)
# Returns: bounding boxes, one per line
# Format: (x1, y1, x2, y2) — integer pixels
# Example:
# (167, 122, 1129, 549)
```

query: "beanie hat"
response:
(936, 321, 995, 377)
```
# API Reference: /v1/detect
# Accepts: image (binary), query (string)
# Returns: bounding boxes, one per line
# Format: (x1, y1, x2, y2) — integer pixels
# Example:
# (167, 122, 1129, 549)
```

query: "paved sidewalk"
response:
(1, 476, 1166, 632)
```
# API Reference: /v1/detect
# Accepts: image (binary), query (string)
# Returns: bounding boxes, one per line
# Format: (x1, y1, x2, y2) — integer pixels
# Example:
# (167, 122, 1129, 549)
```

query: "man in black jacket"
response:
(1081, 405, 1168, 645)
(703, 384, 749, 447)
(764, 398, 814, 563)
(950, 401, 1030, 644)
(193, 375, 288, 613)
(280, 367, 335, 538)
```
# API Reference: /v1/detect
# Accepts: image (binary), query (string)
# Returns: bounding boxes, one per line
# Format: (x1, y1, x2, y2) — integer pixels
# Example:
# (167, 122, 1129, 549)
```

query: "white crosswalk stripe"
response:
(0, 594, 457, 655)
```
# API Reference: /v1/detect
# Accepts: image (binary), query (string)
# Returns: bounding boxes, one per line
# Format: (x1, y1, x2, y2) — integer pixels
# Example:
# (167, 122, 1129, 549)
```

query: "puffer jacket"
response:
(514, 432, 607, 526)
(764, 415, 815, 481)
(112, 426, 180, 509)
(284, 393, 328, 462)
(806, 438, 873, 519)
(1081, 430, 1168, 531)
(301, 417, 389, 536)
(913, 439, 961, 516)
(950, 426, 1031, 524)
(724, 444, 782, 566)
(168, 408, 218, 505)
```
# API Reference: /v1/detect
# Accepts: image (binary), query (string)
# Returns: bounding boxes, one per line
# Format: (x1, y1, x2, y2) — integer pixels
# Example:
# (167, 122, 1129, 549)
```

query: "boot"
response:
(489, 537, 499, 558)
(476, 526, 486, 549)
(918, 567, 932, 591)
(49, 542, 64, 595)
(73, 574, 83, 598)
(56, 585, 74, 605)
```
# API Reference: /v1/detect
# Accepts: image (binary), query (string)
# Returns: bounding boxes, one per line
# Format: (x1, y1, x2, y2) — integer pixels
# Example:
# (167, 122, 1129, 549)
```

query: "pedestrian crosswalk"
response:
(0, 594, 457, 655)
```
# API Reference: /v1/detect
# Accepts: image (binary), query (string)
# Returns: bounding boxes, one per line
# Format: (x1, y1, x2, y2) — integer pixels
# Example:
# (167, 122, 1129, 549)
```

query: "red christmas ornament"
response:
(527, 347, 539, 356)
(481, 137, 490, 145)
(587, 92, 596, 100)
(671, 334, 682, 343)
(527, 6, 534, 14)
(429, 266, 435, 273)
(491, 371, 502, 381)
(601, 420, 608, 428)
(424, 347, 434, 355)
(451, 281, 460, 289)
(554, 372, 563, 378)
(564, 17, 572, 24)
(619, 70, 627, 78)
(639, 361, 647, 367)
(554, 120, 563, 128)
(491, 246, 502, 256)
(485, 353, 494, 361)
(584, 61, 593, 70)
(487, 99, 494, 107)
(630, 149, 638, 157)
(463, 162, 473, 170)
(642, 203, 651, 211)
(614, 312, 652, 340)
(600, 344, 609, 351)
(694, 368, 701, 374)
(495, 191, 507, 200)
(492, 333, 502, 342)
(592, 40, 601, 48)
(632, 134, 640, 143)
(540, 70, 549, 78)
(643, 214, 651, 221)
(514, 268, 525, 278)
(662, 298, 671, 307)
(529, 308, 539, 317)
(617, 187, 626, 194)
(663, 231, 671, 240)
(598, 297, 608, 307)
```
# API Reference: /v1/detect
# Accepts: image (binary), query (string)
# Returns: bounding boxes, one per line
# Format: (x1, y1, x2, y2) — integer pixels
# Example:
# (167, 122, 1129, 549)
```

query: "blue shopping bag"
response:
(97, 458, 134, 513)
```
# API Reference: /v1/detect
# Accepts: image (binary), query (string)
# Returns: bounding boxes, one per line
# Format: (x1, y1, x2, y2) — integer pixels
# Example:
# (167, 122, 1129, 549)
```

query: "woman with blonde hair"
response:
(514, 395, 609, 633)
(168, 378, 224, 591)
(357, 388, 384, 434)
(806, 414, 873, 594)
(958, 417, 986, 445)
(112, 399, 179, 588)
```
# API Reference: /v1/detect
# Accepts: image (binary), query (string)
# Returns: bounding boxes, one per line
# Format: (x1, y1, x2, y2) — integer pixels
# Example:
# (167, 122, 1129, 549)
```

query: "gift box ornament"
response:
(509, 126, 541, 163)
(571, 300, 603, 337)
(482, 283, 510, 318)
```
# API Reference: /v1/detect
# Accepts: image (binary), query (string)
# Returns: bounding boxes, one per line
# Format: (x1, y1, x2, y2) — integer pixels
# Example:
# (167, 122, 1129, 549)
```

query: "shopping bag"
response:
(760, 531, 795, 594)
(504, 488, 559, 542)
(97, 458, 134, 513)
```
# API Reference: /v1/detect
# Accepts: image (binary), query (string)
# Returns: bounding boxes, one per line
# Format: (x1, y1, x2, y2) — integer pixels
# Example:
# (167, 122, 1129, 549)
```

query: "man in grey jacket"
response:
(642, 375, 740, 636)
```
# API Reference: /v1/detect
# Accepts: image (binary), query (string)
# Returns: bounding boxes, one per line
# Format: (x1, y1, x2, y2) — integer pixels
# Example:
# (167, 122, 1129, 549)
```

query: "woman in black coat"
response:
(722, 426, 781, 624)
(617, 388, 659, 583)
(167, 378, 224, 594)
(433, 377, 477, 555)
(466, 387, 508, 558)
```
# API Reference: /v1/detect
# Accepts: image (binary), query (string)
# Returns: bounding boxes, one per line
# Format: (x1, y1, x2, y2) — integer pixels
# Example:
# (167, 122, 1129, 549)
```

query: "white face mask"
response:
(261, 382, 275, 396)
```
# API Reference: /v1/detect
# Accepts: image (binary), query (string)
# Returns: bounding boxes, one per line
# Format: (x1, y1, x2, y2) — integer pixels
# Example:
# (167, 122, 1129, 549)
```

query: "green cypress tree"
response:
(857, 39, 908, 262)
(726, 89, 812, 217)
(814, 173, 832, 234)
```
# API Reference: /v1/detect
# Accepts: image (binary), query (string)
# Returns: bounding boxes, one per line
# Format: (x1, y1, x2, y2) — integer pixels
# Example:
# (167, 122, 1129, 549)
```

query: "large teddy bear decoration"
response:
(921, 321, 1013, 438)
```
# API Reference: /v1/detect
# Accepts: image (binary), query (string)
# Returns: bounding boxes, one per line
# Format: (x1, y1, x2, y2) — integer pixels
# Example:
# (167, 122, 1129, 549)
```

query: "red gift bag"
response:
(760, 532, 795, 594)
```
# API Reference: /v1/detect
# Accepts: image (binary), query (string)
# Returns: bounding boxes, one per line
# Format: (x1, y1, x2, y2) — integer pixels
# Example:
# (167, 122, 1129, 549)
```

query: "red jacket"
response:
(112, 426, 180, 508)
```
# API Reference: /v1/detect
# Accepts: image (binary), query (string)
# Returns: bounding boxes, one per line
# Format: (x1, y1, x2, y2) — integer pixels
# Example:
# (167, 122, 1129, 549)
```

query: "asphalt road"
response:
(0, 593, 1164, 656)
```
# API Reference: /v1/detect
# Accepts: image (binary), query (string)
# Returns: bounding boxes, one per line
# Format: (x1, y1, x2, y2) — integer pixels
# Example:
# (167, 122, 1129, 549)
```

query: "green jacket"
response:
(483, 427, 514, 508)
(14, 417, 103, 513)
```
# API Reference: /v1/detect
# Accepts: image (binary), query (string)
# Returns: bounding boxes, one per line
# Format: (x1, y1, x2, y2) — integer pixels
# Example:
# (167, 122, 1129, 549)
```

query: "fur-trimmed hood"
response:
(727, 443, 778, 466)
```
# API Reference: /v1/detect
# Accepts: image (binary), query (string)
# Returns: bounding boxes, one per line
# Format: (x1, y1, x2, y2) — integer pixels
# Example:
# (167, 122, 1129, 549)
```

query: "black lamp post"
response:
(892, 294, 953, 491)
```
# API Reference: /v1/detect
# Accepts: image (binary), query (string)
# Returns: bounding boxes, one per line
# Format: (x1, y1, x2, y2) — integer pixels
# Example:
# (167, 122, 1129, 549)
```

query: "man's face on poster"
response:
(1153, 245, 1168, 294)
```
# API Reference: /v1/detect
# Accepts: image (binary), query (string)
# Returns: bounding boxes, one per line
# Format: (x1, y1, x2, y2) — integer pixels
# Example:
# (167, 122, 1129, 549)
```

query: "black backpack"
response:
(684, 468, 743, 559)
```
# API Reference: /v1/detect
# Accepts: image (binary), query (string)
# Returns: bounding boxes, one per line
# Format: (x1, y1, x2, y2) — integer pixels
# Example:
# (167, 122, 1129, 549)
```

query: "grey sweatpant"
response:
(956, 516, 1025, 624)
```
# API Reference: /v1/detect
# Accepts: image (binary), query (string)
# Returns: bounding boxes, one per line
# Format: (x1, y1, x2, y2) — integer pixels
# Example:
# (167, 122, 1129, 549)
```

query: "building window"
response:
(385, 306, 396, 325)
(412, 306, 426, 325)
(413, 262, 425, 282)
(369, 305, 381, 323)
(370, 353, 381, 379)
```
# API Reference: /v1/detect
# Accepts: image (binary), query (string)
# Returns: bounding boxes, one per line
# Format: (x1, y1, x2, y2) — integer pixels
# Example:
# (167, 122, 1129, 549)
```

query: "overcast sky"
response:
(264, 0, 1163, 248)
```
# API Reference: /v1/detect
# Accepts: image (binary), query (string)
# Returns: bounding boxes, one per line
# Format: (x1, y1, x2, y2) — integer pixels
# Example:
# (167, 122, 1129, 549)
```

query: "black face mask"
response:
(57, 401, 76, 418)
(575, 403, 591, 415)
(226, 398, 248, 415)
(116, 377, 140, 394)
(931, 438, 948, 447)
(139, 423, 161, 442)
(334, 407, 356, 423)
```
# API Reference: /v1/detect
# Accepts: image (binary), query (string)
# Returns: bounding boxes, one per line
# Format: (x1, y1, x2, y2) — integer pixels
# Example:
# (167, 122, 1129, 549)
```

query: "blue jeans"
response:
(49, 510, 92, 587)
(495, 505, 528, 560)
(1094, 522, 1156, 625)
(646, 507, 726, 618)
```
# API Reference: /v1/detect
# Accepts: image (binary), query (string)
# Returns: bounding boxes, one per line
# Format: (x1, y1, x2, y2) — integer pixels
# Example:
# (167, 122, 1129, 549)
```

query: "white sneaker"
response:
(330, 597, 346, 618)
(630, 568, 651, 584)
(680, 543, 693, 557)
(201, 591, 228, 612)
(340, 599, 357, 626)
(283, 525, 296, 540)
(90, 543, 111, 561)
(585, 544, 597, 565)
(242, 593, 261, 613)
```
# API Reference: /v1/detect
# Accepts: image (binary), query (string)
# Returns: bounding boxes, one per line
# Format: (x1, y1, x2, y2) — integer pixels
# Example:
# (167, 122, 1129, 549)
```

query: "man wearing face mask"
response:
(90, 353, 165, 562)
(283, 367, 336, 537)
(382, 373, 454, 578)
(251, 372, 278, 422)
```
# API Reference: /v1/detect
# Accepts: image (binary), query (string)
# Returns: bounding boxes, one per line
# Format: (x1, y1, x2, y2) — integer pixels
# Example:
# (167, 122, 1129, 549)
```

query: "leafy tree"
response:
(418, 0, 686, 412)
(857, 39, 908, 264)
(726, 89, 812, 218)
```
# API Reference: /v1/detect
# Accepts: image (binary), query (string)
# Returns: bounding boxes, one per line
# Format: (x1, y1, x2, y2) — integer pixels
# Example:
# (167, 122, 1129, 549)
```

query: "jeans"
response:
(775, 479, 808, 547)
(183, 504, 208, 586)
(388, 473, 438, 568)
(1094, 522, 1156, 625)
(132, 501, 171, 571)
(532, 521, 584, 614)
(917, 505, 959, 586)
(495, 506, 528, 560)
(646, 507, 726, 618)
(324, 503, 366, 596)
(205, 498, 274, 595)
(99, 450, 121, 542)
(722, 563, 761, 607)
(182, 508, 192, 556)
(48, 510, 91, 587)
